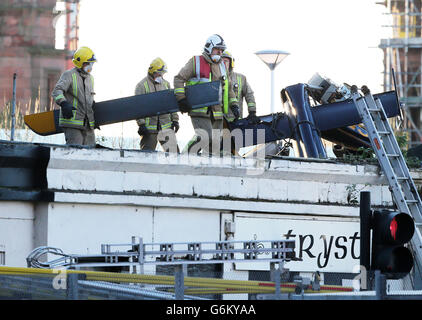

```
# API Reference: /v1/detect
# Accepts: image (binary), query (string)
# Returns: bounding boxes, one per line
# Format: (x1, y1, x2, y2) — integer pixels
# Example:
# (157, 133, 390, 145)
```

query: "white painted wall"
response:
(45, 203, 154, 256)
(153, 208, 220, 244)
(0, 201, 34, 267)
(46, 146, 397, 208)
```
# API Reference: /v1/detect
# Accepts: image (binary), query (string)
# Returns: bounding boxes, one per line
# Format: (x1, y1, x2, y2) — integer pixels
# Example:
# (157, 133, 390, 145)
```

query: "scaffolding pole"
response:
(10, 73, 16, 141)
(380, 0, 422, 147)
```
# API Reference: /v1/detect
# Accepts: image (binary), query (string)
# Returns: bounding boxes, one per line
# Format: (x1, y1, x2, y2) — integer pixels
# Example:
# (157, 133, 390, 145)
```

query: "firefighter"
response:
(174, 34, 239, 156)
(221, 50, 260, 155)
(52, 46, 97, 146)
(136, 57, 179, 153)
(222, 50, 259, 124)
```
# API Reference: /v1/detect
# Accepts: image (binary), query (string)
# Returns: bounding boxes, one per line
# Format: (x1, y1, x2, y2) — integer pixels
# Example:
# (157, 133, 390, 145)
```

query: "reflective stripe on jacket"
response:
(174, 53, 237, 120)
(135, 74, 179, 133)
(52, 67, 95, 129)
(224, 72, 256, 122)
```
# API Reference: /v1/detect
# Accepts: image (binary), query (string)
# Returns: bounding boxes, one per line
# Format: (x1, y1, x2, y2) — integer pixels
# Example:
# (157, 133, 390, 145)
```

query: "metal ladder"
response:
(351, 85, 422, 281)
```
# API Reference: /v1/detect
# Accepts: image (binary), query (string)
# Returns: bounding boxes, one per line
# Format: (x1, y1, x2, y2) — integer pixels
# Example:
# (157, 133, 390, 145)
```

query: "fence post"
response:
(11, 73, 17, 141)
(270, 262, 282, 299)
(66, 273, 79, 300)
(174, 264, 185, 300)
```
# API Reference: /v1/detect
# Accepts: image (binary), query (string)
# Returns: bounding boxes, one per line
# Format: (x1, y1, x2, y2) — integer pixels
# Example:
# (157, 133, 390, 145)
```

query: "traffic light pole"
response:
(374, 270, 387, 300)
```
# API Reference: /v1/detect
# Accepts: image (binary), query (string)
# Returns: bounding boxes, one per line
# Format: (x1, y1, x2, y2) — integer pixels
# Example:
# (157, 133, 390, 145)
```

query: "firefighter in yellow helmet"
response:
(135, 57, 179, 153)
(221, 50, 260, 155)
(222, 50, 258, 124)
(51, 46, 97, 146)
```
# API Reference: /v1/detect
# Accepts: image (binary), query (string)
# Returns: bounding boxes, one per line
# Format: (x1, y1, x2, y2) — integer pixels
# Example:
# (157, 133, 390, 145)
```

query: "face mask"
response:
(154, 76, 163, 84)
(211, 54, 221, 62)
(83, 63, 93, 73)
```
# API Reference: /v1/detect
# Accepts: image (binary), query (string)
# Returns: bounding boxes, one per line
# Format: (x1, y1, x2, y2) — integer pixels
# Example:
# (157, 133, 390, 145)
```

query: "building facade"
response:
(379, 0, 422, 148)
(0, 0, 70, 115)
(1, 141, 421, 294)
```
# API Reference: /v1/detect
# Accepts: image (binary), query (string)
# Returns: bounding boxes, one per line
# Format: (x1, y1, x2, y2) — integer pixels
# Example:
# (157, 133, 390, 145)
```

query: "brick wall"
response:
(0, 0, 67, 115)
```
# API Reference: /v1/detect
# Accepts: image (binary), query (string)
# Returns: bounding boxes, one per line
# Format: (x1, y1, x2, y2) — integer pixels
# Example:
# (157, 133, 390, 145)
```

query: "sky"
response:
(57, 0, 392, 145)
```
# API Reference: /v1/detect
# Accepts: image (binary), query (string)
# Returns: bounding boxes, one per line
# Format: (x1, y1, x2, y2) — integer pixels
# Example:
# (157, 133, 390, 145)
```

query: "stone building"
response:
(0, 0, 70, 115)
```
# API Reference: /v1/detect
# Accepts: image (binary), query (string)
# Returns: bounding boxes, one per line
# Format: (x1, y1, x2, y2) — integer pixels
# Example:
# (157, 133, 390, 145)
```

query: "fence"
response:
(2, 266, 421, 300)
(0, 266, 362, 300)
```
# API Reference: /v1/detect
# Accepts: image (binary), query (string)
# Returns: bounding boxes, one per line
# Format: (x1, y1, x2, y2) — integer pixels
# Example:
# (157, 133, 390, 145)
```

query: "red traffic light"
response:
(373, 211, 414, 244)
(390, 217, 398, 241)
(371, 210, 415, 279)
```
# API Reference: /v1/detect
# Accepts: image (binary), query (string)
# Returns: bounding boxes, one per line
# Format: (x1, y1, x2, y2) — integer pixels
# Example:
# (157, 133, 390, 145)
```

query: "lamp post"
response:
(255, 50, 290, 114)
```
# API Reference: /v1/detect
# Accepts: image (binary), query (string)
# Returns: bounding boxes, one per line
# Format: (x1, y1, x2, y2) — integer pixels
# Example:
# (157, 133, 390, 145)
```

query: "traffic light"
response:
(371, 210, 415, 279)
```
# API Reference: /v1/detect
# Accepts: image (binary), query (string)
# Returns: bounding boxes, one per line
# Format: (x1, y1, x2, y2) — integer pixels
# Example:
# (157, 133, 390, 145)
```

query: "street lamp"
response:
(255, 50, 290, 114)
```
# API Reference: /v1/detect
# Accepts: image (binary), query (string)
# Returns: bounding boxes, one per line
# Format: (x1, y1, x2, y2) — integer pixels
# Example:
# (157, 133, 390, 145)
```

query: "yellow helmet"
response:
(72, 47, 97, 69)
(222, 50, 234, 69)
(148, 57, 167, 75)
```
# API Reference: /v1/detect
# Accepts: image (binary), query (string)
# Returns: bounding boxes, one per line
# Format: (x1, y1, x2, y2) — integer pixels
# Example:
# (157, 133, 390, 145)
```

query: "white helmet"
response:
(204, 34, 226, 55)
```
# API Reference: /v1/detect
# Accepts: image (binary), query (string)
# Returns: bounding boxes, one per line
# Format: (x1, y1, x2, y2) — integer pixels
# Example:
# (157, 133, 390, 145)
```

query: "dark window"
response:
(47, 72, 60, 111)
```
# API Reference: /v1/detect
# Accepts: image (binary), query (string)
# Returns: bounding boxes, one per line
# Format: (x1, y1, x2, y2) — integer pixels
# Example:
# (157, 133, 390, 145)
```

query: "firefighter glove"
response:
(177, 98, 191, 113)
(230, 104, 240, 120)
(172, 121, 180, 133)
(59, 100, 75, 119)
(91, 102, 100, 129)
(247, 111, 260, 125)
(138, 124, 149, 136)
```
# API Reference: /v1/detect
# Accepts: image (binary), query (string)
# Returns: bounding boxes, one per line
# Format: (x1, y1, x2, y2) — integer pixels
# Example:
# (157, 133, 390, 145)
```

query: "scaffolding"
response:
(379, 0, 422, 148)
(64, 0, 80, 67)
(54, 0, 80, 69)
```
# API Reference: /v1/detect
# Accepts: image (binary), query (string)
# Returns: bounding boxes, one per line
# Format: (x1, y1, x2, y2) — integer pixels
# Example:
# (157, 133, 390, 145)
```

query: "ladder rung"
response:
(354, 93, 422, 228)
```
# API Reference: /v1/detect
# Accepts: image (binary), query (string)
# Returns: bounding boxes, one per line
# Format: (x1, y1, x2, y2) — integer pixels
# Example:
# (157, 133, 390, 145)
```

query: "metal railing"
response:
(0, 266, 355, 300)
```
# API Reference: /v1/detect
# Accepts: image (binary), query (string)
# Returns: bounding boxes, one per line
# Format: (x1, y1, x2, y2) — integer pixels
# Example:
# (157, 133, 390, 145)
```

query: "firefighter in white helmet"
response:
(174, 34, 238, 156)
(51, 46, 97, 146)
(135, 57, 179, 153)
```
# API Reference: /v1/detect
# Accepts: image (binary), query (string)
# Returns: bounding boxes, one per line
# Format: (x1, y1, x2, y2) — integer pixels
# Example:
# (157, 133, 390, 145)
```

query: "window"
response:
(47, 71, 61, 111)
